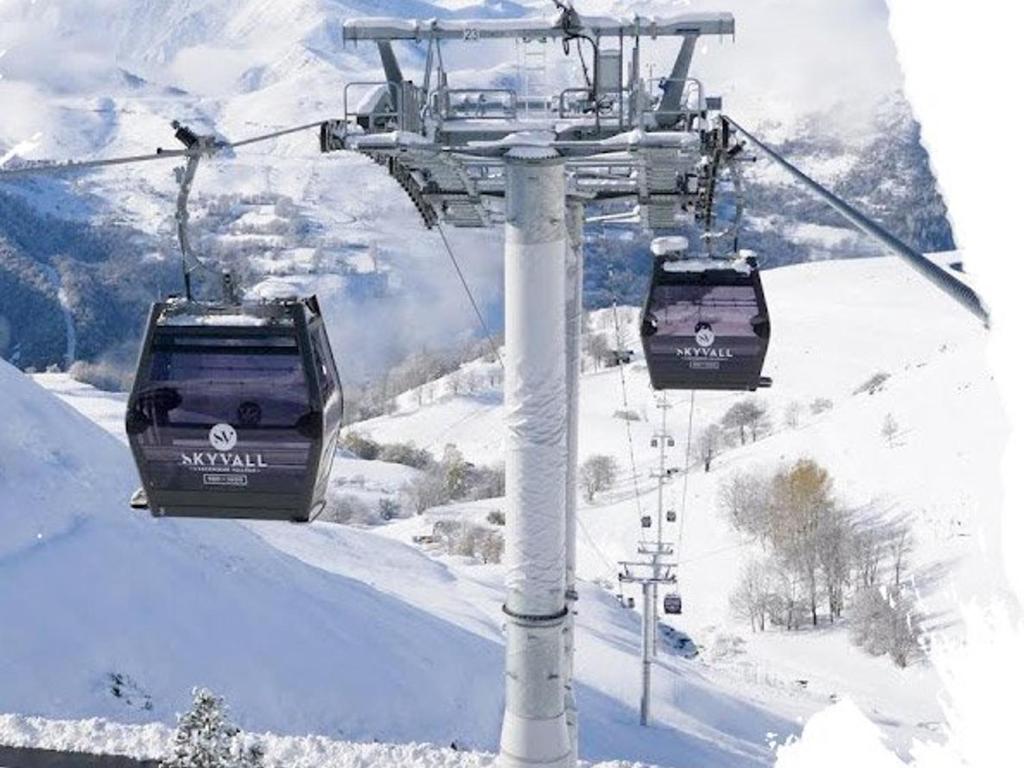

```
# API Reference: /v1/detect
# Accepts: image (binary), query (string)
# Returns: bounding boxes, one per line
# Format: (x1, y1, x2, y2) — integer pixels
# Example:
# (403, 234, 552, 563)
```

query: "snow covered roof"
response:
(651, 236, 689, 256)
(662, 256, 753, 274)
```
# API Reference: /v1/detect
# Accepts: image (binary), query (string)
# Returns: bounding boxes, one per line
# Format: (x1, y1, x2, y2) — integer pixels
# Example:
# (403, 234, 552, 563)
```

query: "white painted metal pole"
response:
(640, 581, 655, 726)
(564, 199, 584, 767)
(498, 148, 571, 768)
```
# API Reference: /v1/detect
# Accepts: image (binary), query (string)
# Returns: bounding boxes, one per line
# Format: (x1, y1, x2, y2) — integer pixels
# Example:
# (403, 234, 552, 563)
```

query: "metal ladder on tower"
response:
(517, 38, 549, 122)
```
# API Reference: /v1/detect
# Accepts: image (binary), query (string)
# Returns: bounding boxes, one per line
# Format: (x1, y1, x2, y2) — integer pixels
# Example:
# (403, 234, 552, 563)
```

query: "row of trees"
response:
(431, 518, 505, 564)
(696, 398, 771, 473)
(339, 433, 504, 519)
(697, 396, 836, 473)
(722, 459, 921, 666)
(344, 338, 502, 424)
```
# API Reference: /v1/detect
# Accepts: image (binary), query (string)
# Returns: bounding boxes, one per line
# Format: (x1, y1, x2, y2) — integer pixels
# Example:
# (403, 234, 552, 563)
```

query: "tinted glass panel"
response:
(649, 283, 760, 338)
(131, 332, 316, 501)
(143, 335, 308, 428)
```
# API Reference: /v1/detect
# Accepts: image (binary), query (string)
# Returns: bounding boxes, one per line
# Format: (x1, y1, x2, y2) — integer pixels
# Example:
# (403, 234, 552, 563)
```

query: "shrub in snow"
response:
(321, 493, 377, 525)
(881, 413, 899, 447)
(848, 586, 922, 668)
(378, 497, 402, 521)
(340, 432, 380, 460)
(579, 454, 619, 502)
(432, 520, 504, 563)
(486, 510, 506, 526)
(466, 463, 504, 501)
(404, 473, 452, 514)
(161, 687, 264, 768)
(583, 330, 610, 371)
(440, 444, 471, 499)
(784, 401, 803, 428)
(853, 371, 890, 396)
(69, 358, 134, 392)
(377, 441, 433, 470)
(809, 397, 834, 415)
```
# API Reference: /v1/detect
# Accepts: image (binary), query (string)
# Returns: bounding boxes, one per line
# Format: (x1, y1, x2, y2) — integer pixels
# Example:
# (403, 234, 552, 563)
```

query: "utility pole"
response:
(649, 395, 674, 658)
(616, 393, 677, 725)
(619, 555, 675, 726)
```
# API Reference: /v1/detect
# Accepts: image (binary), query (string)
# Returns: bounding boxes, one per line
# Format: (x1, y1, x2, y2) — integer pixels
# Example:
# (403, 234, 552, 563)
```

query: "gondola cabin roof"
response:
(153, 296, 322, 328)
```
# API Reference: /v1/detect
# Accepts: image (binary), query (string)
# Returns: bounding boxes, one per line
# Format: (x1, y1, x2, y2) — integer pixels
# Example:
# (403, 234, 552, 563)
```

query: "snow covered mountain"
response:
(1, 0, 952, 379)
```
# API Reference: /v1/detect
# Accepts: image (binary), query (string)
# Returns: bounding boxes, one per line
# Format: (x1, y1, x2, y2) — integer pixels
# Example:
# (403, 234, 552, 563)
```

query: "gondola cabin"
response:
(125, 296, 343, 522)
(664, 593, 682, 615)
(641, 239, 771, 392)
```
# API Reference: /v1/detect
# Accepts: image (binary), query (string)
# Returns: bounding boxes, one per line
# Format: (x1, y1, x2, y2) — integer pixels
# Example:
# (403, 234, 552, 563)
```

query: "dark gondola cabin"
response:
(125, 296, 343, 522)
(641, 240, 771, 392)
(664, 593, 682, 615)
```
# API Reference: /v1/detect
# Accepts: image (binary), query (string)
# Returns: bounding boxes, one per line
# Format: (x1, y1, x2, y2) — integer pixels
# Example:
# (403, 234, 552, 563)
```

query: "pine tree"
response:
(162, 688, 264, 768)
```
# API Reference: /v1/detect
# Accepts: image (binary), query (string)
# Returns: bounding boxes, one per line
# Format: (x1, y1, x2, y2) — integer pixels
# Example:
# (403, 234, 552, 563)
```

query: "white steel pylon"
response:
(498, 148, 572, 768)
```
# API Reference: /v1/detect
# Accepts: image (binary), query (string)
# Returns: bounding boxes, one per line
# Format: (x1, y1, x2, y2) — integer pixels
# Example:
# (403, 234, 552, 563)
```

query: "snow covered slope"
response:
(4, 359, 812, 767)
(0, 358, 507, 748)
(17, 255, 1006, 763)
(349, 255, 1006, 752)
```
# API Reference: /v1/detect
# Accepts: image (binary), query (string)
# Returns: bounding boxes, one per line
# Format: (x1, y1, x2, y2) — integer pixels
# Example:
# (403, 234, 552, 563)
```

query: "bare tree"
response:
(881, 413, 899, 447)
(583, 331, 610, 372)
(851, 515, 887, 589)
(718, 470, 772, 545)
(697, 424, 724, 472)
(769, 459, 835, 627)
(446, 369, 466, 396)
(887, 517, 914, 588)
(817, 506, 853, 622)
(580, 454, 619, 502)
(722, 398, 769, 445)
(730, 558, 773, 632)
(784, 401, 803, 429)
(848, 585, 921, 668)
(768, 564, 805, 631)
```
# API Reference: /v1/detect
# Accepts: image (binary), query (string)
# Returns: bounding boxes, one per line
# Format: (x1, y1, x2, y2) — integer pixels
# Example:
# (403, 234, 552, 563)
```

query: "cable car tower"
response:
(318, 3, 986, 766)
(321, 7, 742, 766)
